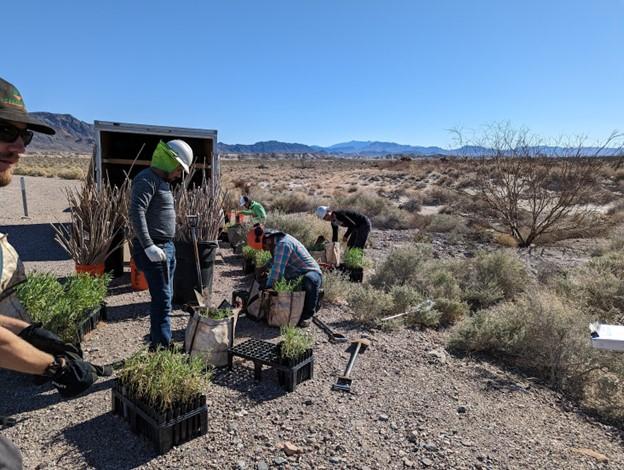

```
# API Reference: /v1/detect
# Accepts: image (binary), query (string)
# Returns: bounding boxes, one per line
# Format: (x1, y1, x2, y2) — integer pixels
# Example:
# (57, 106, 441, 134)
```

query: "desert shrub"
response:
(404, 303, 442, 328)
(333, 192, 414, 230)
(400, 196, 422, 213)
(347, 285, 393, 325)
(265, 212, 332, 248)
(432, 298, 468, 326)
(562, 251, 624, 323)
(459, 251, 529, 310)
(388, 285, 423, 315)
(425, 214, 467, 233)
(370, 244, 433, 290)
(448, 290, 603, 395)
(57, 167, 85, 180)
(269, 191, 317, 213)
(422, 187, 454, 205)
(322, 270, 352, 303)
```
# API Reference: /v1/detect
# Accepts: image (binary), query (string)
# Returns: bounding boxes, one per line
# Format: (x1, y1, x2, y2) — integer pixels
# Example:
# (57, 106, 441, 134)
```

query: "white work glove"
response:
(145, 245, 167, 263)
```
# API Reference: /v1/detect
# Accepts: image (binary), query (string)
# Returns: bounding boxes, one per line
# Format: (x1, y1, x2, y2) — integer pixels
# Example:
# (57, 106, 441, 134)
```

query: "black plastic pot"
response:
(276, 346, 314, 392)
(173, 240, 218, 304)
(111, 379, 208, 454)
(242, 257, 255, 274)
(76, 304, 107, 343)
(104, 229, 125, 278)
(338, 264, 364, 283)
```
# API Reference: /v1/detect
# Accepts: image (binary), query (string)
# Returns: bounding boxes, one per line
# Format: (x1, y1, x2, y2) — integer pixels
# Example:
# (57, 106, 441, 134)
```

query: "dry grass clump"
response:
(425, 214, 468, 234)
(333, 192, 416, 230)
(422, 187, 455, 205)
(369, 245, 433, 290)
(15, 155, 89, 180)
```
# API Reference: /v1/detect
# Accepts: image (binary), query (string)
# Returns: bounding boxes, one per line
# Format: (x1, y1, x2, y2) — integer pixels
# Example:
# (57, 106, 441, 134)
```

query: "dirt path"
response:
(1, 176, 622, 469)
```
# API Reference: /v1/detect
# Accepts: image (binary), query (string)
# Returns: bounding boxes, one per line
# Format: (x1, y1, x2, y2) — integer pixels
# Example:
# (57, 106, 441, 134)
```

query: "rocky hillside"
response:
(28, 112, 95, 153)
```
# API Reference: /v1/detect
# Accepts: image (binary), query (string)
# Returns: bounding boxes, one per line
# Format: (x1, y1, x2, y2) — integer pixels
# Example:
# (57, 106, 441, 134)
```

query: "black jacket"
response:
(331, 210, 370, 242)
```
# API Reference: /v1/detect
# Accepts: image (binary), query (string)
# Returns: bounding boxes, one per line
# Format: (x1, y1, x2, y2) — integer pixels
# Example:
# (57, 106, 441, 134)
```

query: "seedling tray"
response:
(228, 338, 314, 392)
(111, 380, 208, 454)
(76, 304, 107, 343)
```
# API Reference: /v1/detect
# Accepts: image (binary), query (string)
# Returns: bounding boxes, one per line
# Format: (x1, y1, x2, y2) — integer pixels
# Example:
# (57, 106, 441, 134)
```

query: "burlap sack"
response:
(266, 291, 306, 327)
(309, 250, 326, 263)
(325, 242, 341, 266)
(184, 310, 238, 367)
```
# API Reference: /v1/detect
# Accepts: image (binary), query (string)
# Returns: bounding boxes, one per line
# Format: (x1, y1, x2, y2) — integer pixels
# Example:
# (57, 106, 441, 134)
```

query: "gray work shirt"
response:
(130, 168, 176, 249)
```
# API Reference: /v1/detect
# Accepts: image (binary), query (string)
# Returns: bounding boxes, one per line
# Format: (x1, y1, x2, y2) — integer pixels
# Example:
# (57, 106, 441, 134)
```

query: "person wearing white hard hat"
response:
(315, 206, 372, 249)
(239, 195, 267, 224)
(129, 139, 194, 349)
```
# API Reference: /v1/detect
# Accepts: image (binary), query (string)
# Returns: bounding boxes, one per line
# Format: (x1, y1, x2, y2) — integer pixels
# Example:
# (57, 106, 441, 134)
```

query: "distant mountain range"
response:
(26, 113, 623, 157)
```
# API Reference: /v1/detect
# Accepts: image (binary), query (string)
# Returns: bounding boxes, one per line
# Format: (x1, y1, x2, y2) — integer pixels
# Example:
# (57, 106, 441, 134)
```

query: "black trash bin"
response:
(173, 240, 218, 304)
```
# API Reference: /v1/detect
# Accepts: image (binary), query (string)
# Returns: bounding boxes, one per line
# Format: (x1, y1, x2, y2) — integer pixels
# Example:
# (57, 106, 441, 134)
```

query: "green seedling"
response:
(242, 245, 257, 260)
(198, 307, 232, 320)
(280, 325, 313, 360)
(254, 250, 272, 268)
(273, 276, 304, 293)
(343, 248, 364, 269)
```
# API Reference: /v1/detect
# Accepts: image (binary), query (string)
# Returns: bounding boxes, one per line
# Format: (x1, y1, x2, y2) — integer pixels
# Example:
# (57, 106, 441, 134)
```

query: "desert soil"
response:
(1, 176, 622, 470)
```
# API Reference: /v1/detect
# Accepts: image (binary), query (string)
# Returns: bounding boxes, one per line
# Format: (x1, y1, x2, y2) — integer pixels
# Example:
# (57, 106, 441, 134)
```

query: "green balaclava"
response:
(151, 140, 180, 173)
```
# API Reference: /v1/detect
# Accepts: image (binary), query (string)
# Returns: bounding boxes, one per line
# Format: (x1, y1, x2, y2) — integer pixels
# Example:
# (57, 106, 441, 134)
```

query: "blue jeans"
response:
(133, 241, 176, 348)
(300, 270, 323, 321)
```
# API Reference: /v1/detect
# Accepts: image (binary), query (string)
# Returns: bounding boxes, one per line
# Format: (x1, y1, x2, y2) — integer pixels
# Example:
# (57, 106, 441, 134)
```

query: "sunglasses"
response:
(0, 122, 34, 146)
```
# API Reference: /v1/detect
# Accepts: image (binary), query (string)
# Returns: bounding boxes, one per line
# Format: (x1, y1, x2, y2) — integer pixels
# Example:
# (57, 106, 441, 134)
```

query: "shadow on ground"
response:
(2, 224, 69, 262)
(212, 365, 286, 402)
(60, 412, 157, 470)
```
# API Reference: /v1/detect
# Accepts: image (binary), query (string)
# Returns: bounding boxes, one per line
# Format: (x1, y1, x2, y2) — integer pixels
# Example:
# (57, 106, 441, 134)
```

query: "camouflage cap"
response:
(0, 78, 55, 135)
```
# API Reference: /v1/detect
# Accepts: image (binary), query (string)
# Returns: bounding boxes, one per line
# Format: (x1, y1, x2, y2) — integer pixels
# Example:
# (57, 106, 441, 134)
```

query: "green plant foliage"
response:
(118, 349, 209, 412)
(347, 285, 393, 325)
(242, 245, 257, 260)
(343, 248, 364, 269)
(273, 276, 304, 293)
(198, 308, 232, 320)
(388, 285, 424, 315)
(280, 325, 313, 360)
(254, 250, 272, 268)
(16, 272, 110, 342)
(370, 244, 433, 290)
(264, 212, 331, 248)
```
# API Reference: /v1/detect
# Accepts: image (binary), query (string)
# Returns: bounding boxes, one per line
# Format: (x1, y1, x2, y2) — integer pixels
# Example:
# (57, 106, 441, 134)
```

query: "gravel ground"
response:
(1, 176, 623, 469)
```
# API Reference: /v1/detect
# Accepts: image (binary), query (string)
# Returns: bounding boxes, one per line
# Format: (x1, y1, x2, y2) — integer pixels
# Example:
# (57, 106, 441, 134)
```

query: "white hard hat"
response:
(316, 206, 329, 219)
(166, 139, 193, 173)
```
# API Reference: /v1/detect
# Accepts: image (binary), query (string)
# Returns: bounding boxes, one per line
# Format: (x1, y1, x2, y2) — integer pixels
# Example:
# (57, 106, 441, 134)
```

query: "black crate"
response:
(111, 380, 208, 454)
(76, 304, 107, 343)
(228, 338, 314, 392)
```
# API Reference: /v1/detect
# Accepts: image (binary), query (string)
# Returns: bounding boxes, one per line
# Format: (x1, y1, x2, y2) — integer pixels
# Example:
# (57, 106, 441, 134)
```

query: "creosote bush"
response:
(118, 349, 208, 412)
(322, 270, 352, 303)
(265, 212, 332, 248)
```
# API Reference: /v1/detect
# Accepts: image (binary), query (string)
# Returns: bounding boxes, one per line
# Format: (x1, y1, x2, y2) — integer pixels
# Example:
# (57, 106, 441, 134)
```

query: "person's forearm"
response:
(0, 315, 29, 334)
(0, 327, 53, 375)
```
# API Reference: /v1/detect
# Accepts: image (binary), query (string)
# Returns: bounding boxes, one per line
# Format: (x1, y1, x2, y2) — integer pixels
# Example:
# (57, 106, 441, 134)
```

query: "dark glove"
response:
(19, 323, 83, 358)
(48, 352, 111, 398)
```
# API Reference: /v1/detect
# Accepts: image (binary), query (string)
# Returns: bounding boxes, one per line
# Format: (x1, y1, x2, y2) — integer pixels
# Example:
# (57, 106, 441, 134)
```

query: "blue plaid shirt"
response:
(266, 234, 321, 288)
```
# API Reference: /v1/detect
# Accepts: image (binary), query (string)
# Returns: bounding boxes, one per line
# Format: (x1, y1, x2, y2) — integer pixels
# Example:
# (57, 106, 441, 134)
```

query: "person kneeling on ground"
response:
(315, 206, 372, 249)
(262, 230, 322, 328)
(239, 195, 267, 224)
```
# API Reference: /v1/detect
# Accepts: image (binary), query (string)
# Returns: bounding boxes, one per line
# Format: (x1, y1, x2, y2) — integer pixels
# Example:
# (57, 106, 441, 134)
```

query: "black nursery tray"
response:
(228, 338, 314, 392)
(111, 380, 208, 454)
(338, 265, 364, 283)
(76, 304, 107, 342)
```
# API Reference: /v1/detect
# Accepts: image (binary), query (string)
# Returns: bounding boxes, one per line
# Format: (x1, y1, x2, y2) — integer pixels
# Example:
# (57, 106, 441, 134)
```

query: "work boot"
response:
(297, 318, 311, 328)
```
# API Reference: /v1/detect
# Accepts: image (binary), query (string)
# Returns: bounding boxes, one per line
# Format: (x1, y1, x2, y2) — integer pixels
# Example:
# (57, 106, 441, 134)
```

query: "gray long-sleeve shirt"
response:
(130, 168, 176, 249)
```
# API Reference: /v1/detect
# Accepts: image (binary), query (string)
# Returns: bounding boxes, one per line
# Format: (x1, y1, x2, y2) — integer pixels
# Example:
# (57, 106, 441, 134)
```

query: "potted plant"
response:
(254, 249, 272, 281)
(113, 349, 209, 454)
(277, 325, 314, 391)
(52, 178, 124, 276)
(339, 248, 365, 283)
(265, 276, 306, 327)
(185, 304, 237, 367)
(241, 245, 257, 274)
(16, 272, 110, 343)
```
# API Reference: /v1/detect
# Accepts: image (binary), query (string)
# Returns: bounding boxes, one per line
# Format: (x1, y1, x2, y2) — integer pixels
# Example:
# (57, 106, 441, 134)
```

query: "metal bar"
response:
(19, 177, 29, 218)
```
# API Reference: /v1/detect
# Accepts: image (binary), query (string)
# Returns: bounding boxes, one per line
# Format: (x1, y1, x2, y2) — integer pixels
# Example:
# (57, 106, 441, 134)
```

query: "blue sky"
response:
(4, 0, 623, 147)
